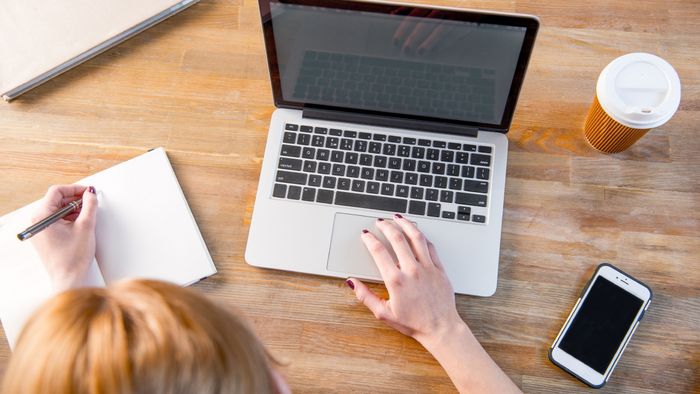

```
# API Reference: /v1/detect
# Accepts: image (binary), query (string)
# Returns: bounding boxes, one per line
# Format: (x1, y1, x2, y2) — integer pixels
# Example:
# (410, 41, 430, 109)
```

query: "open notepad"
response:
(0, 148, 216, 349)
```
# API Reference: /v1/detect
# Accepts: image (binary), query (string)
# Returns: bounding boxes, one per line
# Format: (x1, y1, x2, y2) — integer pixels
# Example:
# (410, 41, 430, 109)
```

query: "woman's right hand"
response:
(346, 214, 464, 345)
(30, 185, 98, 292)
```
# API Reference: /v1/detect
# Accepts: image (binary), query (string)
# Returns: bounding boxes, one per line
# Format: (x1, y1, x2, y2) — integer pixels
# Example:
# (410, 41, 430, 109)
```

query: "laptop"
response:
(245, 0, 539, 296)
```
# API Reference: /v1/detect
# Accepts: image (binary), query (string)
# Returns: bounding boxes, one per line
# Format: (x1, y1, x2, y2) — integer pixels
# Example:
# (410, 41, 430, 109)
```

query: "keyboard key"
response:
(458, 206, 471, 215)
(302, 147, 315, 159)
(345, 152, 359, 164)
(388, 135, 402, 143)
(432, 162, 445, 175)
(278, 157, 302, 171)
(448, 142, 461, 150)
(406, 200, 426, 216)
(316, 149, 330, 161)
(288, 185, 302, 200)
(420, 174, 433, 186)
(367, 181, 380, 194)
(440, 190, 454, 203)
(273, 183, 287, 198)
(402, 159, 416, 171)
(369, 142, 382, 154)
(461, 166, 475, 178)
(360, 154, 373, 166)
(470, 154, 491, 167)
(276, 170, 307, 185)
(335, 191, 407, 213)
(309, 175, 322, 187)
(376, 169, 389, 182)
(456, 152, 469, 164)
(403, 137, 416, 145)
(433, 141, 446, 148)
(317, 189, 333, 203)
(417, 161, 431, 173)
(418, 139, 431, 147)
(318, 162, 331, 174)
(338, 178, 351, 190)
(312, 135, 325, 147)
(332, 164, 345, 176)
(326, 137, 339, 149)
(359, 132, 371, 140)
(352, 180, 365, 192)
(358, 167, 372, 180)
(354, 140, 367, 152)
(477, 167, 490, 180)
(464, 180, 488, 194)
(381, 183, 395, 196)
(341, 139, 354, 150)
(329, 128, 343, 136)
(456, 192, 487, 207)
(314, 127, 328, 134)
(472, 215, 486, 223)
(383, 143, 397, 156)
(411, 147, 425, 159)
(405, 172, 418, 185)
(390, 171, 403, 183)
(396, 185, 409, 198)
(426, 188, 439, 201)
(347, 166, 360, 178)
(427, 148, 440, 161)
(427, 202, 441, 217)
(388, 157, 401, 169)
(283, 132, 296, 143)
(323, 176, 336, 189)
(442, 211, 456, 219)
(344, 130, 357, 138)
(373, 134, 387, 141)
(281, 144, 301, 157)
(302, 187, 316, 201)
(300, 125, 313, 133)
(434, 176, 448, 189)
(478, 146, 493, 153)
(463, 144, 477, 152)
(397, 145, 411, 157)
(441, 150, 454, 162)
(373, 156, 387, 168)
(447, 164, 460, 176)
(449, 178, 462, 190)
(331, 151, 344, 162)
(303, 160, 317, 172)
(285, 123, 299, 131)
(297, 133, 310, 145)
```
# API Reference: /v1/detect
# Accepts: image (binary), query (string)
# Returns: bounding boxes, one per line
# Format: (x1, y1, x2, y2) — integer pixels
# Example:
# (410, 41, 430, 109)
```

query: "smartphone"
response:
(549, 263, 652, 388)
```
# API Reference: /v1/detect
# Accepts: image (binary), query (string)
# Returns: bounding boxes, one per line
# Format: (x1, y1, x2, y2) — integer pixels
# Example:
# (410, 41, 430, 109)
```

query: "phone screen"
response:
(559, 276, 644, 374)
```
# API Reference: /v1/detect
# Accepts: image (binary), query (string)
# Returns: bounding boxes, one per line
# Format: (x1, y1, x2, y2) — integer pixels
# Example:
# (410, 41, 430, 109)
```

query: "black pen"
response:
(16, 199, 83, 241)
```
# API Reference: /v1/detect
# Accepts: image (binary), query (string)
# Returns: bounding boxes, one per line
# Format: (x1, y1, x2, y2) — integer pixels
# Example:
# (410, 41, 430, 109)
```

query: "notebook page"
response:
(0, 202, 105, 349)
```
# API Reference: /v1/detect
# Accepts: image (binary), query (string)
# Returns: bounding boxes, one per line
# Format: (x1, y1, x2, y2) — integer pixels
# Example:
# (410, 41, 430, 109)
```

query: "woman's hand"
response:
(346, 214, 463, 344)
(30, 185, 98, 292)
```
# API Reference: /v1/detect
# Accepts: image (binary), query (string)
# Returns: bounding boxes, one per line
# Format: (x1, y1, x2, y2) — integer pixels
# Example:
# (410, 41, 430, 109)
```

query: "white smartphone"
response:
(549, 263, 652, 388)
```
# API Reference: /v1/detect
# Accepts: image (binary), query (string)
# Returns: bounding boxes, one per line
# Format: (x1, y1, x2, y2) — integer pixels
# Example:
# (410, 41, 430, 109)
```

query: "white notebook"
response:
(0, 0, 198, 100)
(0, 148, 216, 349)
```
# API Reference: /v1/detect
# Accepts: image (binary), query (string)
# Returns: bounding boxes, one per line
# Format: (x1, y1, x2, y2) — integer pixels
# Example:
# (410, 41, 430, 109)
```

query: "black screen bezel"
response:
(259, 0, 539, 134)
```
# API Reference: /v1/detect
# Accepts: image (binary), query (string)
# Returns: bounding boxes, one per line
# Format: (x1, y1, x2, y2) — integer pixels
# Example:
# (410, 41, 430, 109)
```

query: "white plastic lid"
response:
(596, 53, 681, 129)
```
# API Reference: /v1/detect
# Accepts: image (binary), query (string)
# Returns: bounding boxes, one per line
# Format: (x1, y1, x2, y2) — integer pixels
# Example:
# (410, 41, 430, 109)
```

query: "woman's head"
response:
(2, 280, 279, 394)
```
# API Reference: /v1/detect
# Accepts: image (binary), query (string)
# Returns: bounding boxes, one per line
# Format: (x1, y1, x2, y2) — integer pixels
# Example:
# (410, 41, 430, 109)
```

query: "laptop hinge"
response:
(302, 107, 479, 137)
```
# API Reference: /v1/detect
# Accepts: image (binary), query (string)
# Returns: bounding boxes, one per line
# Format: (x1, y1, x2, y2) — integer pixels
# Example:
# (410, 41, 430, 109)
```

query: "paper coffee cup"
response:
(584, 53, 681, 153)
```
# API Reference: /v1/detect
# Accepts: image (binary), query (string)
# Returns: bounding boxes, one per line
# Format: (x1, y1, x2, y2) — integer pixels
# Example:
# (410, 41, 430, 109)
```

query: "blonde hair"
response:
(1, 280, 277, 394)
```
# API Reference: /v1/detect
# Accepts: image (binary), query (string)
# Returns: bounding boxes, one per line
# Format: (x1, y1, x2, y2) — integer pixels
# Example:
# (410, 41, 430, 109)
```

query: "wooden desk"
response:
(1, 0, 698, 392)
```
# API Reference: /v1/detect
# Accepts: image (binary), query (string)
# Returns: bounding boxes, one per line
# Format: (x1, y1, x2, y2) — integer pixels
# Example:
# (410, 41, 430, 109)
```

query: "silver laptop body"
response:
(246, 0, 539, 296)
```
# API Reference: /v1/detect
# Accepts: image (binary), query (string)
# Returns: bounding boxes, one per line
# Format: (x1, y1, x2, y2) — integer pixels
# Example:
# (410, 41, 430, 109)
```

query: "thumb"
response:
(347, 278, 389, 321)
(76, 186, 98, 230)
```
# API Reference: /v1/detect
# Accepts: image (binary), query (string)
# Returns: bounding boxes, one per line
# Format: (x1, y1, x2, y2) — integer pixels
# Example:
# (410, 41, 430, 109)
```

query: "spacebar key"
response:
(335, 192, 407, 213)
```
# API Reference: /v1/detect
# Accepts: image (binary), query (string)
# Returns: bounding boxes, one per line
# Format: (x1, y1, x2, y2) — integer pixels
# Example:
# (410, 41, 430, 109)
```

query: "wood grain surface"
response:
(1, 0, 698, 392)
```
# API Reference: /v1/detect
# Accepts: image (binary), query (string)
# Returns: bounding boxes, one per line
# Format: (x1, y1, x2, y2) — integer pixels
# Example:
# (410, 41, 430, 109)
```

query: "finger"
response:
(376, 219, 419, 270)
(361, 230, 400, 280)
(416, 24, 447, 56)
(43, 185, 87, 210)
(393, 8, 431, 46)
(392, 214, 432, 267)
(347, 278, 390, 321)
(75, 186, 98, 230)
(427, 241, 445, 271)
(402, 11, 442, 55)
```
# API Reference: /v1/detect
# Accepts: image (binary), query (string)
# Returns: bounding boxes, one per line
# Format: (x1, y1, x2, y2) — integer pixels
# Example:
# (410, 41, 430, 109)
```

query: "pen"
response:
(16, 198, 83, 241)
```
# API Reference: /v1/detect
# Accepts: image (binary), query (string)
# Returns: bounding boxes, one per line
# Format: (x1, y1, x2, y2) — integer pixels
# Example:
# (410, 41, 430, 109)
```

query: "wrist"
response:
(414, 313, 471, 353)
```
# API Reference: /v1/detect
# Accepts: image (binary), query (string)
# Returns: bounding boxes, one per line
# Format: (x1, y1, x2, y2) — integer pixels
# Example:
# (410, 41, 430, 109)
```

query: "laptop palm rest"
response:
(327, 213, 403, 280)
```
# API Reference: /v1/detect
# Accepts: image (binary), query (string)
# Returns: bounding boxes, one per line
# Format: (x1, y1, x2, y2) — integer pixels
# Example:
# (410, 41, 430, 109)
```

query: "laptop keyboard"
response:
(272, 123, 492, 224)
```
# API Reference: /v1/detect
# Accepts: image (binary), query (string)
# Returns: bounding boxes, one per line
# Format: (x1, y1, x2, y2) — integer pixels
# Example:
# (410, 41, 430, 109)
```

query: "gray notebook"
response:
(0, 0, 198, 101)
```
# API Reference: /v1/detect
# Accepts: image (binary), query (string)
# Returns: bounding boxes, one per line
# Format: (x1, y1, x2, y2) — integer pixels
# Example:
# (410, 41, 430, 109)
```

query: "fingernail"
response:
(362, 229, 369, 234)
(88, 186, 96, 194)
(377, 218, 384, 222)
(346, 279, 355, 290)
(394, 213, 403, 219)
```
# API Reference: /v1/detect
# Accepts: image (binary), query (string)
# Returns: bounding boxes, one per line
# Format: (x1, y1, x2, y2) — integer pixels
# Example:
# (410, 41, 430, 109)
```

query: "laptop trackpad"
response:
(327, 213, 397, 280)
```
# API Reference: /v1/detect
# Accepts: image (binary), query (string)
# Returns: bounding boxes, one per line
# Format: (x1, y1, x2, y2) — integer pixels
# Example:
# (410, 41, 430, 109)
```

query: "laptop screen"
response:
(261, 0, 538, 132)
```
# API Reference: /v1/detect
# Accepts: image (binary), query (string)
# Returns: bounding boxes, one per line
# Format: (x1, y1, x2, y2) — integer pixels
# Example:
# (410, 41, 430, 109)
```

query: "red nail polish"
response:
(88, 186, 96, 194)
(377, 218, 384, 222)
(346, 279, 355, 290)
(394, 213, 403, 219)
(362, 229, 369, 234)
